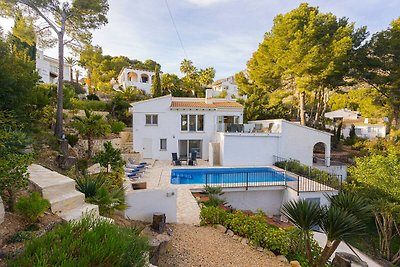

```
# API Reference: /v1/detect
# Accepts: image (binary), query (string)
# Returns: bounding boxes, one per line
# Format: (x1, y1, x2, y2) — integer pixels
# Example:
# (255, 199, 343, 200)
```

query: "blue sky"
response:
(1, 0, 399, 79)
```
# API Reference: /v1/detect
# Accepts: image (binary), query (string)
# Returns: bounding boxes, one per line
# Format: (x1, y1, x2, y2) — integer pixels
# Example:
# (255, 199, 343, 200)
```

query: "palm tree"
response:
(65, 56, 76, 82)
(281, 192, 370, 267)
(72, 110, 111, 158)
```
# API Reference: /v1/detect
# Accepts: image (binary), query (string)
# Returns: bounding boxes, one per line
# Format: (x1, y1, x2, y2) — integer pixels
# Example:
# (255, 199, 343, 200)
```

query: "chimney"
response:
(205, 89, 213, 104)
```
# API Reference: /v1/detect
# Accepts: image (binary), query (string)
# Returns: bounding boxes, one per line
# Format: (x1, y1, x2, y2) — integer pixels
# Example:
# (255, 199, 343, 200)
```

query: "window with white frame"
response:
(145, 114, 158, 125)
(160, 138, 167, 150)
(181, 114, 204, 132)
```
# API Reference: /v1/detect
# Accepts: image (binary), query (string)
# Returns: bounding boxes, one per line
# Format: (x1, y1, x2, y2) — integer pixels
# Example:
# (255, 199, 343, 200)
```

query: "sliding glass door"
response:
(178, 140, 202, 159)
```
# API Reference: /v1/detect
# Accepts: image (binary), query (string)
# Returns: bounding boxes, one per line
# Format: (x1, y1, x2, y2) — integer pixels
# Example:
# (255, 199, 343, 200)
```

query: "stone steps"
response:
(28, 164, 109, 222)
(176, 188, 201, 225)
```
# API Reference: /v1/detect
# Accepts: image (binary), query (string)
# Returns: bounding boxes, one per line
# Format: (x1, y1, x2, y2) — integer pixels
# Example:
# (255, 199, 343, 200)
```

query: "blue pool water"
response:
(170, 167, 295, 185)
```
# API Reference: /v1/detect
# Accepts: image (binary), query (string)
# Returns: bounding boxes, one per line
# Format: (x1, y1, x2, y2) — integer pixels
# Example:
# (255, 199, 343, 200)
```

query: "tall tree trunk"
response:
(316, 239, 340, 267)
(6, 189, 16, 212)
(314, 89, 323, 127)
(299, 91, 306, 125)
(54, 15, 66, 138)
(70, 66, 73, 82)
(87, 136, 93, 158)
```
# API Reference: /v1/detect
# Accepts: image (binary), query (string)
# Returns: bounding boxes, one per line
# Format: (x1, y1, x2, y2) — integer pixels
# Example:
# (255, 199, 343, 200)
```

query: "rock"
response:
(241, 238, 248, 245)
(0, 196, 4, 225)
(257, 247, 264, 252)
(214, 224, 226, 233)
(332, 252, 368, 267)
(149, 239, 169, 266)
(156, 234, 171, 243)
(290, 260, 301, 267)
(233, 235, 239, 240)
(263, 249, 275, 257)
(277, 255, 289, 263)
(226, 230, 234, 237)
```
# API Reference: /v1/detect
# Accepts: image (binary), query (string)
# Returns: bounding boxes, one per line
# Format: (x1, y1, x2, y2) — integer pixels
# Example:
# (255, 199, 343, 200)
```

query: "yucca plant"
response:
(281, 192, 370, 267)
(281, 199, 322, 263)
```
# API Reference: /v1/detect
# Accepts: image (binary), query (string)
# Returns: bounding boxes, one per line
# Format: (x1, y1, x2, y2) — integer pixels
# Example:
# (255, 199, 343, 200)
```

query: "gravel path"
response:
(158, 224, 291, 267)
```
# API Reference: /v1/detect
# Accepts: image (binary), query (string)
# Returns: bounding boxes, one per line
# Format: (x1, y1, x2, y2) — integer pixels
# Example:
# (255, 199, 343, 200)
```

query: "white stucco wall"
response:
(342, 124, 386, 139)
(223, 188, 284, 216)
(36, 51, 71, 84)
(125, 188, 177, 223)
(278, 121, 331, 166)
(218, 133, 280, 166)
(299, 191, 337, 207)
(132, 96, 243, 160)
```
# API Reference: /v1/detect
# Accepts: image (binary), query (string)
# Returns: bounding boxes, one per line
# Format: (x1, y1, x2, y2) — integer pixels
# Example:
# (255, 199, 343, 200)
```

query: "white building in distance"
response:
(36, 50, 72, 84)
(324, 108, 360, 121)
(117, 67, 156, 94)
(211, 75, 240, 98)
(341, 118, 386, 139)
(131, 90, 332, 167)
(325, 109, 386, 139)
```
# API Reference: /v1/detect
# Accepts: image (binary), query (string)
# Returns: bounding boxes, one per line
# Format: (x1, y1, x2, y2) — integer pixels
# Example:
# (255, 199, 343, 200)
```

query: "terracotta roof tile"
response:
(170, 101, 242, 109)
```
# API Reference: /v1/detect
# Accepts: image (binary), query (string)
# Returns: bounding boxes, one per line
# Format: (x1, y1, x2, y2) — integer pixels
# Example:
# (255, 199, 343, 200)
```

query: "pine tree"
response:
(151, 65, 162, 97)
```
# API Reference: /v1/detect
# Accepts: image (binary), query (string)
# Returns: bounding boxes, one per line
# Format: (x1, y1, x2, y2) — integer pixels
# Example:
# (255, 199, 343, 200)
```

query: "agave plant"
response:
(75, 174, 106, 198)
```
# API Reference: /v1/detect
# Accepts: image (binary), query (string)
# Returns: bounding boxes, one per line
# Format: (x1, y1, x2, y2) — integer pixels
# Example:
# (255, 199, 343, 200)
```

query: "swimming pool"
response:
(170, 167, 295, 185)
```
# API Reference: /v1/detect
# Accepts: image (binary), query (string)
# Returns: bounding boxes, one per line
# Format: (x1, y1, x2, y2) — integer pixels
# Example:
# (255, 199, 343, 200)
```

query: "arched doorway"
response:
(128, 72, 138, 82)
(313, 142, 330, 166)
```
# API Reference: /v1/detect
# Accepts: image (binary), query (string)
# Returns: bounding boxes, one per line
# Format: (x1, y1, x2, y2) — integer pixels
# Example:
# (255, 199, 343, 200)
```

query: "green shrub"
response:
(69, 99, 109, 111)
(274, 160, 340, 189)
(200, 206, 231, 225)
(75, 175, 106, 198)
(65, 133, 79, 147)
(201, 186, 227, 207)
(10, 215, 150, 267)
(7, 231, 34, 244)
(15, 192, 50, 222)
(110, 120, 126, 134)
(200, 207, 291, 255)
(87, 93, 100, 101)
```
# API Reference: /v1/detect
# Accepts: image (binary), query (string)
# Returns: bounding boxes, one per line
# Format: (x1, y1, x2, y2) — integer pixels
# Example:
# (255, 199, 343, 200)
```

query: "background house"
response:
(342, 118, 386, 139)
(117, 67, 156, 94)
(211, 75, 240, 98)
(36, 50, 72, 84)
(325, 108, 386, 139)
(324, 108, 360, 121)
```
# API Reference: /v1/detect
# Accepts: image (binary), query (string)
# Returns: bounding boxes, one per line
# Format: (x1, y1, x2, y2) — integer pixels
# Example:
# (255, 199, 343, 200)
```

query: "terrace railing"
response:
(273, 155, 342, 194)
(205, 170, 288, 190)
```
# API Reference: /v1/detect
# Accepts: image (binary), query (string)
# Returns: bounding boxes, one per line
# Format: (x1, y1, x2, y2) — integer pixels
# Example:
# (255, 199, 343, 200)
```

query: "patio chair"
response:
(188, 151, 197, 166)
(171, 153, 181, 166)
(126, 163, 146, 169)
(128, 158, 148, 166)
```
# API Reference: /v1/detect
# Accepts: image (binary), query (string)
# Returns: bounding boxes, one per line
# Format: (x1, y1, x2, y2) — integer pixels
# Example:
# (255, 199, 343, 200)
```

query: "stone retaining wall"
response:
(74, 138, 122, 158)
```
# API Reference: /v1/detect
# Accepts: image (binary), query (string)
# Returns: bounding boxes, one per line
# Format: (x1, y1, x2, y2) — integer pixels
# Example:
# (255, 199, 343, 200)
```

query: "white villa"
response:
(324, 108, 360, 121)
(117, 67, 156, 94)
(341, 118, 386, 139)
(131, 90, 332, 167)
(325, 109, 386, 139)
(211, 75, 240, 98)
(36, 50, 72, 84)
